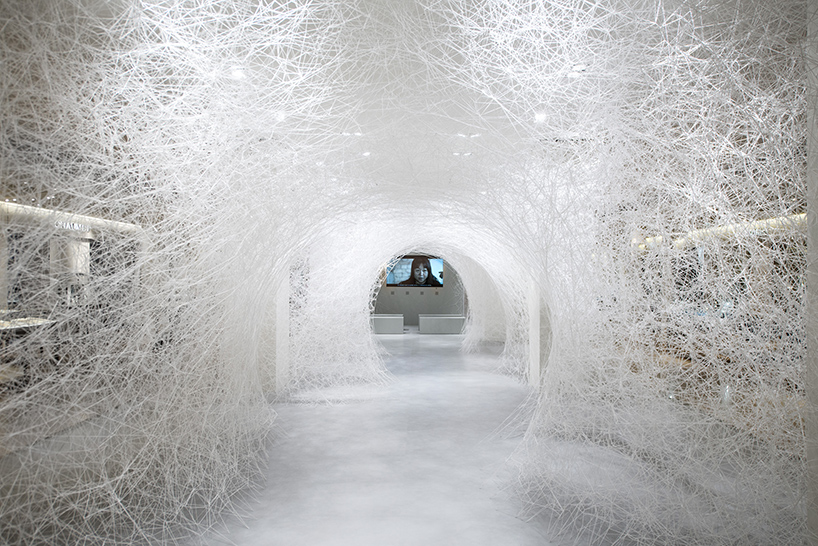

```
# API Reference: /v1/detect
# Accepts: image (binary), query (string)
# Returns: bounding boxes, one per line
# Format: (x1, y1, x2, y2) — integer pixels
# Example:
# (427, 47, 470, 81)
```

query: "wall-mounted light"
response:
(568, 64, 588, 78)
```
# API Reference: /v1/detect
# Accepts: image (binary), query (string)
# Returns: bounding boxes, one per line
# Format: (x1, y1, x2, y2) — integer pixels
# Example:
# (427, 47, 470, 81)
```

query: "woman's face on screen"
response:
(413, 264, 429, 284)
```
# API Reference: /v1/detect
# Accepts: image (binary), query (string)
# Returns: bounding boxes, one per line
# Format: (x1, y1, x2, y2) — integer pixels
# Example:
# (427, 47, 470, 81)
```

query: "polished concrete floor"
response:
(191, 330, 553, 545)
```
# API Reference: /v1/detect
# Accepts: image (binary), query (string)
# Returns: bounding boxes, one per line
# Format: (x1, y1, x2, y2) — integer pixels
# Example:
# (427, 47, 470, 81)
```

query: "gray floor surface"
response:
(191, 330, 553, 545)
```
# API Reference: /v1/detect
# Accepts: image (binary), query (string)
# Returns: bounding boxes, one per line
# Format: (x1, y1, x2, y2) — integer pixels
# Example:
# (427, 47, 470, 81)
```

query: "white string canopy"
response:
(0, 0, 811, 544)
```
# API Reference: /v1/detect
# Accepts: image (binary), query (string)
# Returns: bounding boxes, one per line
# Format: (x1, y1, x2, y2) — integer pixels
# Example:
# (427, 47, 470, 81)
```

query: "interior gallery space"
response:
(1, 0, 817, 544)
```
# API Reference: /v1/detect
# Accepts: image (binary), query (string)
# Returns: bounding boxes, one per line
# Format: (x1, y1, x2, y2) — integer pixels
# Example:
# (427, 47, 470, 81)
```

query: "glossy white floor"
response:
(188, 329, 553, 546)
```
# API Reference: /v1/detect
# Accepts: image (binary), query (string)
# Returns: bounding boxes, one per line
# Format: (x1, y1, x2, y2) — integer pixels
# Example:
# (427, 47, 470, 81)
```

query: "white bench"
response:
(418, 314, 465, 334)
(370, 314, 404, 334)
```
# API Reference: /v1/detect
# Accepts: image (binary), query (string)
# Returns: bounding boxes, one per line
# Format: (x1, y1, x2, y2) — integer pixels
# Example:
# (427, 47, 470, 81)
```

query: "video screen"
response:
(386, 255, 444, 287)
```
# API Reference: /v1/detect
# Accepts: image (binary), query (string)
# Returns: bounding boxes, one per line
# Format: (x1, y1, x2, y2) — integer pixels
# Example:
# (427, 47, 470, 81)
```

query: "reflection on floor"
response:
(189, 331, 552, 546)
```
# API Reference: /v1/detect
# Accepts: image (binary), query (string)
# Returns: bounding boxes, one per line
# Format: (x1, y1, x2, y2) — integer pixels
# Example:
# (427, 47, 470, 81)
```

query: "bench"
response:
(370, 314, 404, 334)
(418, 314, 465, 334)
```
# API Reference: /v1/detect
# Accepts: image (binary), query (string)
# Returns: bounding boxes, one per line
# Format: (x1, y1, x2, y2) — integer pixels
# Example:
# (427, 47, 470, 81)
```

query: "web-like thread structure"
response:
(0, 0, 813, 544)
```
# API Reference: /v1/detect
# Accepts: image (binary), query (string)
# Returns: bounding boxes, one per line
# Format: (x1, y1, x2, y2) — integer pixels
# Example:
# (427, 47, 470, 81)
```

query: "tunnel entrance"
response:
(371, 253, 465, 331)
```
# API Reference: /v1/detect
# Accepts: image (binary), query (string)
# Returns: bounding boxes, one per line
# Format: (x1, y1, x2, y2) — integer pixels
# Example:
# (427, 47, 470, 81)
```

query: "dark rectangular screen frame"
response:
(385, 254, 444, 287)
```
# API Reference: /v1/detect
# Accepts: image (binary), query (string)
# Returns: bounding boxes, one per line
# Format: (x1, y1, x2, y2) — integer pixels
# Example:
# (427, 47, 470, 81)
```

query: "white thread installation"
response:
(0, 0, 812, 544)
